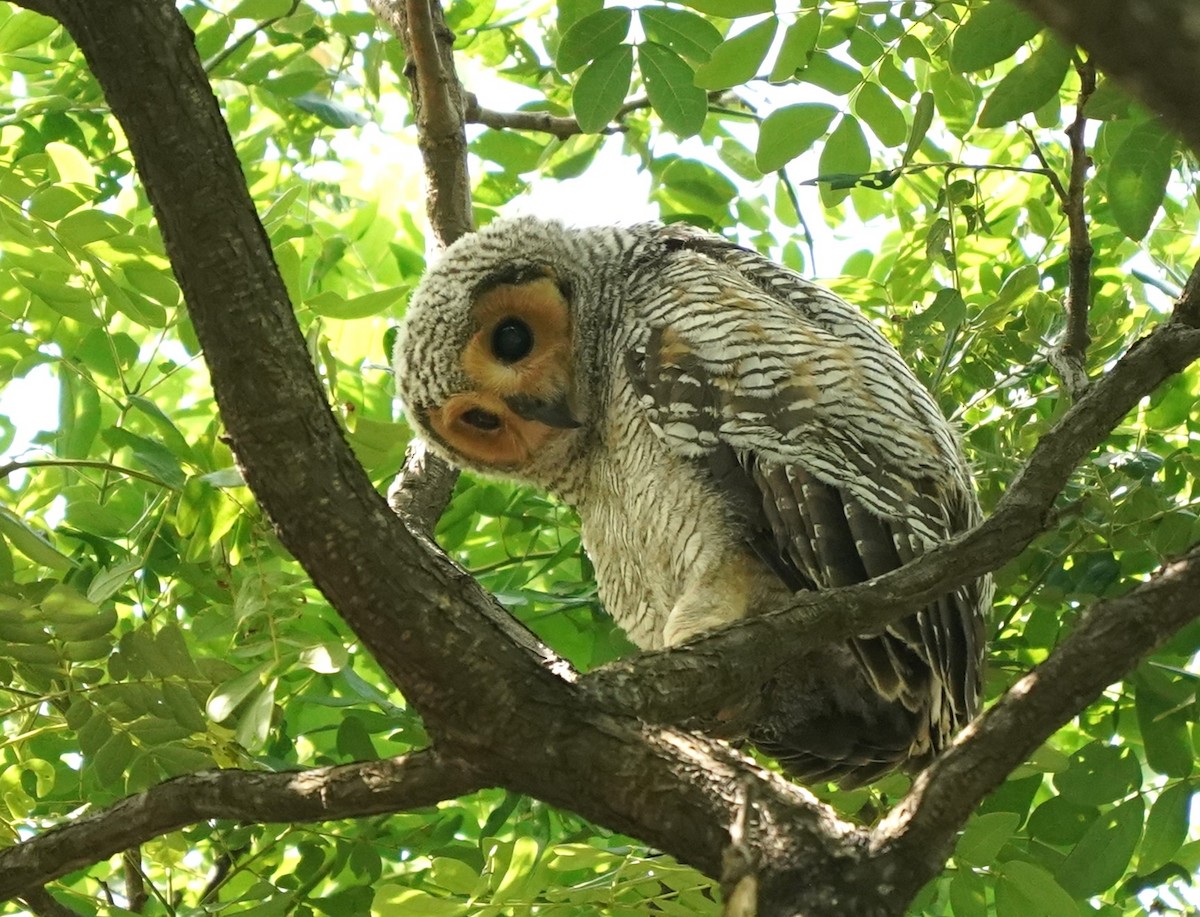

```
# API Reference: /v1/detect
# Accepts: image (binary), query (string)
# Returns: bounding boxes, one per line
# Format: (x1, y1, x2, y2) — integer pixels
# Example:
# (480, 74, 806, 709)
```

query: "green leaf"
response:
(556, 7, 631, 73)
(292, 93, 368, 128)
(955, 811, 1020, 867)
(768, 11, 820, 82)
(678, 0, 773, 18)
(1027, 795, 1097, 846)
(235, 678, 278, 751)
(693, 17, 776, 90)
(1107, 118, 1176, 241)
(756, 103, 836, 172)
(930, 68, 981, 138)
(1136, 678, 1194, 777)
(1054, 742, 1142, 806)
(902, 90, 934, 164)
(306, 285, 409, 320)
(0, 507, 76, 571)
(93, 731, 134, 788)
(801, 51, 860, 95)
(638, 8, 722, 64)
(950, 0, 1043, 72)
(639, 44, 707, 137)
(948, 872, 988, 917)
(0, 10, 58, 53)
(854, 80, 906, 147)
(1139, 782, 1193, 873)
(816, 114, 871, 206)
(996, 861, 1081, 917)
(977, 36, 1071, 128)
(1056, 797, 1144, 898)
(572, 45, 633, 133)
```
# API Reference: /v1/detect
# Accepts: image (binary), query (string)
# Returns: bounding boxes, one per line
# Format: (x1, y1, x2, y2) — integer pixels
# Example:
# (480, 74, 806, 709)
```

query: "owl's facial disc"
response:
(427, 273, 579, 471)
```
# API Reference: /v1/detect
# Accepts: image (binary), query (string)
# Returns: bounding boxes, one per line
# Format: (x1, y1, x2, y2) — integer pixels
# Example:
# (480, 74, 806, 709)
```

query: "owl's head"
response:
(395, 217, 611, 478)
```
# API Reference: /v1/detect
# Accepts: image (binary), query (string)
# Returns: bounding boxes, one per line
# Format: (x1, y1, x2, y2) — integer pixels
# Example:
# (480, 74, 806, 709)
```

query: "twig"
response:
(122, 849, 148, 912)
(204, 0, 302, 74)
(465, 93, 621, 139)
(1, 752, 482, 900)
(1046, 57, 1097, 397)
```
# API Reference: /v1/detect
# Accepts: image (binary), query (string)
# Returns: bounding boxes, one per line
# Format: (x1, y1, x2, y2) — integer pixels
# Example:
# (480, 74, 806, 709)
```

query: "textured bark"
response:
(1014, 0, 1200, 157)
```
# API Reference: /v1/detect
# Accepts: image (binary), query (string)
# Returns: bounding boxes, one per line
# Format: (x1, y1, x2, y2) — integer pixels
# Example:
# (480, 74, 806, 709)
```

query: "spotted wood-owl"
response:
(395, 217, 990, 785)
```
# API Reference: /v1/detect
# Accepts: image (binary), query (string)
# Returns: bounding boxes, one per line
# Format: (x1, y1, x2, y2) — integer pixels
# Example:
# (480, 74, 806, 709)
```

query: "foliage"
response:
(0, 0, 1196, 914)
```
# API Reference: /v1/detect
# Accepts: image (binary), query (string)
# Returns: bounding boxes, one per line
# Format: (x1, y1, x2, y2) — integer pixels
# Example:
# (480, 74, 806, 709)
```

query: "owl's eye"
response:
(460, 407, 502, 431)
(491, 318, 534, 363)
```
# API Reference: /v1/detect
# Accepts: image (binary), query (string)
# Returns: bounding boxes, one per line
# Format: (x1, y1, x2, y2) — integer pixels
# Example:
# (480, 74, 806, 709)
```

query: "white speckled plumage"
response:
(396, 217, 991, 784)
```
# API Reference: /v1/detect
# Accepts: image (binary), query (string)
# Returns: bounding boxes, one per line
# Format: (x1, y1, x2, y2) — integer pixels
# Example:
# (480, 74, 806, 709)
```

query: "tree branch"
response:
(874, 545, 1200, 883)
(582, 299, 1200, 723)
(465, 93, 619, 139)
(1, 752, 482, 900)
(367, 0, 468, 528)
(367, 0, 471, 249)
(1013, 0, 1200, 157)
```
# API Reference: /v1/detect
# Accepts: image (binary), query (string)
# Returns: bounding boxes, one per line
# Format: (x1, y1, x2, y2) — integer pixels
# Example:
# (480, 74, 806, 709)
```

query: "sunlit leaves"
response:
(556, 6, 631, 72)
(639, 7, 721, 64)
(977, 36, 1072, 128)
(639, 43, 707, 137)
(1056, 797, 1144, 899)
(768, 11, 819, 82)
(854, 80, 907, 147)
(693, 16, 775, 89)
(572, 44, 633, 132)
(756, 103, 836, 172)
(1107, 117, 1176, 240)
(950, 0, 1042, 73)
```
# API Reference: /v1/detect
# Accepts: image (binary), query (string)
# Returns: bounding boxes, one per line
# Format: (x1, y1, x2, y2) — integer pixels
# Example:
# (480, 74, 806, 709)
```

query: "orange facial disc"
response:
(461, 276, 573, 402)
(427, 391, 558, 471)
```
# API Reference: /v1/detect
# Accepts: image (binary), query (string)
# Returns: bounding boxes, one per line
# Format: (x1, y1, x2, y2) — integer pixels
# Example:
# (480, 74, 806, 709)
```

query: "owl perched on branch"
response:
(395, 217, 989, 785)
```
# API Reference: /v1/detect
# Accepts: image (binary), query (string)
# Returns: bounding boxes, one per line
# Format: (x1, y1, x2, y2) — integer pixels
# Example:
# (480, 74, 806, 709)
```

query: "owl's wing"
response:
(624, 228, 988, 781)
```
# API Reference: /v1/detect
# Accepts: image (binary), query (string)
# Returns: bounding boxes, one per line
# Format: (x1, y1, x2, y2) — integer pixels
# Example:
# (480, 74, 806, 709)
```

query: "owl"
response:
(395, 217, 989, 785)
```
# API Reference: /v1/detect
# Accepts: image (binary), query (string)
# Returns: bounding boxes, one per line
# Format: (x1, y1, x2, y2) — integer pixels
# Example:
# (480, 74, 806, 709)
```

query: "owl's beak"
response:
(505, 393, 581, 429)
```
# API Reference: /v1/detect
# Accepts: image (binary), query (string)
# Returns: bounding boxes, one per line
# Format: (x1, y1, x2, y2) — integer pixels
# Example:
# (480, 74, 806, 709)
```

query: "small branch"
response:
(1175, 256, 1200, 329)
(0, 751, 482, 901)
(387, 437, 459, 533)
(122, 849, 148, 912)
(369, 0, 472, 249)
(875, 545, 1200, 885)
(465, 93, 620, 140)
(368, 0, 471, 525)
(204, 0, 301, 74)
(1048, 57, 1097, 398)
(0, 457, 173, 488)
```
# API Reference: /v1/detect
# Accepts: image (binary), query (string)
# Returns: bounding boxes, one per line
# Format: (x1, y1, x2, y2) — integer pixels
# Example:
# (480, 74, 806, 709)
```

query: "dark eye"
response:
(460, 407, 501, 431)
(491, 318, 534, 363)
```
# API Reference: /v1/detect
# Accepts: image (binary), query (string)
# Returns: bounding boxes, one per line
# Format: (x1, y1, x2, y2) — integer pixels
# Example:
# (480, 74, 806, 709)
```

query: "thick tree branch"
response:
(1013, 0, 1200, 157)
(583, 305, 1200, 723)
(1, 752, 481, 900)
(874, 545, 1200, 883)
